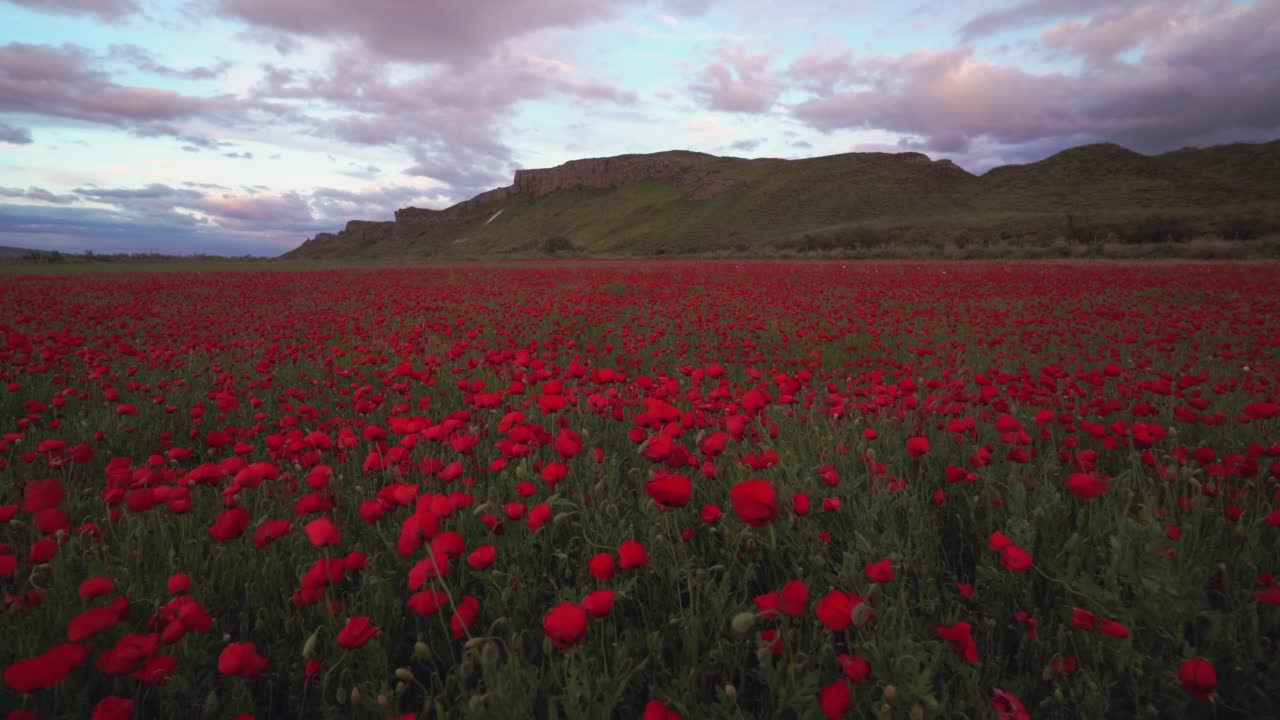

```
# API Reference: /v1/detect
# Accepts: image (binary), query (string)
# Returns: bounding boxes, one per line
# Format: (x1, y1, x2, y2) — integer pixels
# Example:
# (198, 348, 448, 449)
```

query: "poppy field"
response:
(1, 260, 1279, 720)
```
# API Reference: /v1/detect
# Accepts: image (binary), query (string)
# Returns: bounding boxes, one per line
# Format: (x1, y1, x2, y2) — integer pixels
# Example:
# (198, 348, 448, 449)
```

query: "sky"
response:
(1, 0, 1278, 256)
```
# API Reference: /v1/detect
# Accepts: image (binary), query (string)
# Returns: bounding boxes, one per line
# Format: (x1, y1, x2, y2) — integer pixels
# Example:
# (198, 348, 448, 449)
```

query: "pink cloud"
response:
(789, 0, 1280, 165)
(689, 45, 783, 113)
(6, 0, 138, 21)
(958, 0, 1118, 39)
(218, 0, 622, 63)
(0, 43, 284, 143)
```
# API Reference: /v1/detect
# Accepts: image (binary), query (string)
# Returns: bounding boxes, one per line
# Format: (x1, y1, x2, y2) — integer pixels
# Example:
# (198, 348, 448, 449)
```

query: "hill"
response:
(0, 245, 54, 259)
(284, 139, 1280, 258)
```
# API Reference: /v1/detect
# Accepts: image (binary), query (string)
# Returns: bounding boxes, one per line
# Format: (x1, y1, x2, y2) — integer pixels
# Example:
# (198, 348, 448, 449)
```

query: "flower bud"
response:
(395, 667, 415, 682)
(302, 629, 319, 658)
(851, 602, 872, 627)
(731, 611, 757, 634)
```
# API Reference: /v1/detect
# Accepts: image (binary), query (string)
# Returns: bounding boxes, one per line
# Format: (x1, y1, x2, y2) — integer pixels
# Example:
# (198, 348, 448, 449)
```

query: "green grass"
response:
(285, 140, 1280, 259)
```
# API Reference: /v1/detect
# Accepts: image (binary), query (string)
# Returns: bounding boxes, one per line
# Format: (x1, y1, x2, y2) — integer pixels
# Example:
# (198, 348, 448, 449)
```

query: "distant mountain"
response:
(285, 139, 1280, 258)
(0, 245, 53, 259)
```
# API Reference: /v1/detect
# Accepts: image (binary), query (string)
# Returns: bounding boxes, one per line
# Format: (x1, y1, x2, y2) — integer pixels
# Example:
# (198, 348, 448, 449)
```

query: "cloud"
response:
(958, 0, 1118, 39)
(789, 0, 1280, 167)
(689, 45, 782, 113)
(106, 44, 233, 80)
(0, 42, 285, 145)
(4, 0, 139, 21)
(0, 179, 459, 255)
(728, 137, 765, 152)
(250, 48, 635, 195)
(0, 186, 79, 204)
(0, 204, 285, 255)
(0, 119, 31, 144)
(217, 0, 624, 64)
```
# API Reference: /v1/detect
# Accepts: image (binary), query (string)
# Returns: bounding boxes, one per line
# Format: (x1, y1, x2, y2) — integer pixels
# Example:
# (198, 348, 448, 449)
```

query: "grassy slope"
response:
(288, 140, 1280, 258)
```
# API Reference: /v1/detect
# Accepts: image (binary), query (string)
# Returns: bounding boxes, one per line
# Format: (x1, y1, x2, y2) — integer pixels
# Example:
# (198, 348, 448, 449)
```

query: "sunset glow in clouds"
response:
(1, 0, 1278, 255)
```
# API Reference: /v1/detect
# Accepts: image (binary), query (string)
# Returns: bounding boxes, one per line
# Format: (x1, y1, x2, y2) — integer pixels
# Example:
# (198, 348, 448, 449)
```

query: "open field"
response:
(1, 261, 1278, 719)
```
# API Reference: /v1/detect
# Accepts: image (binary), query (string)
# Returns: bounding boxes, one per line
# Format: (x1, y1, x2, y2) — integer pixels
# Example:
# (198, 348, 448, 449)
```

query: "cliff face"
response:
(513, 156, 695, 196)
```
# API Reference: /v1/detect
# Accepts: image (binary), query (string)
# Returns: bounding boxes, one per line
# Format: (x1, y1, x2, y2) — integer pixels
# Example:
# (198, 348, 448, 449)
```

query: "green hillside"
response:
(285, 140, 1280, 258)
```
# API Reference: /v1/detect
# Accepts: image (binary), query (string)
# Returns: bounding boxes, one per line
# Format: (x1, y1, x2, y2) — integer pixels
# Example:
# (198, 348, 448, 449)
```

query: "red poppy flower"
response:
(91, 696, 134, 720)
(544, 601, 588, 649)
(209, 507, 250, 543)
(792, 493, 811, 516)
(407, 589, 450, 617)
(906, 436, 929, 458)
(3, 643, 89, 692)
(167, 574, 191, 595)
(936, 621, 978, 664)
(990, 689, 1029, 720)
(645, 472, 692, 510)
(527, 503, 552, 531)
(1099, 619, 1129, 639)
(67, 597, 129, 642)
(131, 654, 177, 685)
(618, 540, 648, 570)
(1050, 656, 1077, 676)
(781, 580, 809, 616)
(643, 699, 682, 720)
(218, 642, 268, 679)
(22, 479, 66, 512)
(819, 464, 840, 487)
(78, 576, 115, 600)
(409, 552, 451, 590)
(864, 558, 894, 584)
(581, 590, 615, 618)
(467, 545, 496, 571)
(814, 590, 869, 631)
(1070, 607, 1097, 631)
(730, 479, 777, 527)
(303, 516, 342, 547)
(450, 595, 479, 639)
(1178, 657, 1217, 701)
(253, 519, 292, 549)
(336, 616, 380, 649)
(1000, 545, 1033, 572)
(29, 537, 58, 564)
(819, 679, 851, 719)
(588, 552, 616, 582)
(837, 654, 871, 684)
(1065, 473, 1107, 499)
(701, 504, 722, 524)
